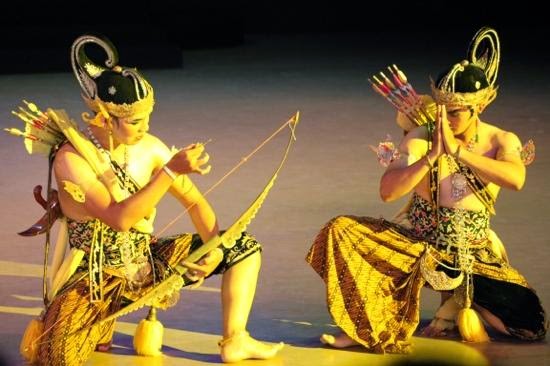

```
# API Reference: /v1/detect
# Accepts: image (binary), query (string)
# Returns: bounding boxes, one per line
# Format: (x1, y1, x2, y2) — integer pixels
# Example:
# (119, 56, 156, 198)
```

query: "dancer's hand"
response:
(167, 143, 211, 176)
(426, 105, 446, 164)
(182, 247, 224, 283)
(438, 105, 459, 156)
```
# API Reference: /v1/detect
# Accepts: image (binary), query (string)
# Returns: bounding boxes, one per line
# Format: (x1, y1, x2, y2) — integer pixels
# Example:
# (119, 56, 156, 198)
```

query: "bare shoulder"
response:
(400, 124, 430, 156)
(140, 133, 168, 150)
(482, 122, 523, 161)
(138, 133, 172, 167)
(53, 142, 97, 183)
(483, 122, 522, 148)
(54, 142, 85, 170)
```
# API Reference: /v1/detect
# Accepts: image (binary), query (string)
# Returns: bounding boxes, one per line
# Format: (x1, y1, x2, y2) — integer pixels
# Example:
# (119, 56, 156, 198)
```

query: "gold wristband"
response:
(162, 165, 178, 181)
(424, 155, 433, 169)
(454, 145, 462, 160)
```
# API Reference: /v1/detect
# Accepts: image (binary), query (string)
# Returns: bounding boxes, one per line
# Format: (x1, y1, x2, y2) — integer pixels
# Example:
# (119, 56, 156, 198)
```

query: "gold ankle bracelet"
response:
(218, 330, 249, 347)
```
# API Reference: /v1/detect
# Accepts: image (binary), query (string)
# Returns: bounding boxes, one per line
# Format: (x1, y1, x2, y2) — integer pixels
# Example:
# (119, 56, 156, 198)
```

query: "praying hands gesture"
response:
(380, 104, 474, 202)
(428, 104, 460, 165)
(433, 104, 526, 191)
(426, 105, 445, 165)
(438, 105, 461, 156)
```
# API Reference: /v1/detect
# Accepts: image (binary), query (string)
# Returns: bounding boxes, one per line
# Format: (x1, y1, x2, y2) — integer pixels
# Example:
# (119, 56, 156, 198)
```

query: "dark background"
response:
(1, 0, 548, 73)
(1, 3, 549, 366)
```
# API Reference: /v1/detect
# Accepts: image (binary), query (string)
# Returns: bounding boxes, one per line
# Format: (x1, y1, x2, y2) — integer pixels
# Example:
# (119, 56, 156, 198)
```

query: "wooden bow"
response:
(88, 111, 300, 326)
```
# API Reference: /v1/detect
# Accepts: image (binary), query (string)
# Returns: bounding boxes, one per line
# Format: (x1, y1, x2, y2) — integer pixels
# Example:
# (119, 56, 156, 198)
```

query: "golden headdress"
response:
(70, 34, 155, 123)
(431, 27, 500, 111)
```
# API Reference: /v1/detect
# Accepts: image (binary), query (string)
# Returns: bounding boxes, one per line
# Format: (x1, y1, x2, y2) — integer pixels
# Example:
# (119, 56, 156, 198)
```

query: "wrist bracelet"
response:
(454, 145, 462, 160)
(162, 165, 178, 181)
(424, 155, 433, 169)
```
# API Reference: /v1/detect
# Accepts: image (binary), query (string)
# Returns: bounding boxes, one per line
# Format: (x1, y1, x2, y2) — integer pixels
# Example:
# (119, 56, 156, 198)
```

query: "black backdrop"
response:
(1, 1, 548, 73)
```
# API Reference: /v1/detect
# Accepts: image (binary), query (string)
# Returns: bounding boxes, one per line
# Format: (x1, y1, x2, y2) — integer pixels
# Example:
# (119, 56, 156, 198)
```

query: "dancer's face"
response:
(445, 106, 476, 136)
(111, 111, 151, 145)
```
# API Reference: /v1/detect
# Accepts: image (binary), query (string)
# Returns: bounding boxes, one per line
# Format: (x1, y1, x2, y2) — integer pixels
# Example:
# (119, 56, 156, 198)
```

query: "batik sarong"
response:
(306, 194, 547, 353)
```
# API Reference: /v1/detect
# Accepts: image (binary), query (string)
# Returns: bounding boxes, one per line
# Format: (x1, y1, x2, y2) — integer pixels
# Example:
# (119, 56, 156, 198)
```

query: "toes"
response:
(320, 334, 335, 345)
(220, 333, 283, 362)
(320, 333, 359, 348)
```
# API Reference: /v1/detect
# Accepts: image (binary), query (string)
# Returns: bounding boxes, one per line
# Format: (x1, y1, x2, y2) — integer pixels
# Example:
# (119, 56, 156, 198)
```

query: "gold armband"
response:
(63, 180, 85, 203)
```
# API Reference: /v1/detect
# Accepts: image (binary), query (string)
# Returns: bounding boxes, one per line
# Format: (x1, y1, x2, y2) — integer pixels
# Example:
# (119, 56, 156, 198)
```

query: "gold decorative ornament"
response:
(71, 34, 155, 120)
(431, 80, 497, 109)
(420, 247, 464, 291)
(431, 27, 500, 110)
(62, 180, 86, 203)
(81, 87, 155, 119)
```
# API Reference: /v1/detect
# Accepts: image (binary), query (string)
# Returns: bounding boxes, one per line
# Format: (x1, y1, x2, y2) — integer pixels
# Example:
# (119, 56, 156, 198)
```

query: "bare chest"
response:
(415, 150, 500, 210)
(108, 145, 158, 189)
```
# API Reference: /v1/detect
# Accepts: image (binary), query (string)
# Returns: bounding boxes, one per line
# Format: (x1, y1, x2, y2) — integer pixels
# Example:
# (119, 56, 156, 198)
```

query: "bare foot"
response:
(421, 317, 457, 337)
(219, 331, 284, 363)
(320, 333, 360, 348)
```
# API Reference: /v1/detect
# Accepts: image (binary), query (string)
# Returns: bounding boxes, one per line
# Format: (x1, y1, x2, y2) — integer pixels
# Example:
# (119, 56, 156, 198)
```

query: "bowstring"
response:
(155, 113, 298, 237)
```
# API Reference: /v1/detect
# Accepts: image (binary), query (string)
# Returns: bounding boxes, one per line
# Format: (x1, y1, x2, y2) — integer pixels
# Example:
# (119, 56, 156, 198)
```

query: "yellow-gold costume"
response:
(8, 33, 263, 366)
(307, 27, 547, 353)
(306, 193, 546, 353)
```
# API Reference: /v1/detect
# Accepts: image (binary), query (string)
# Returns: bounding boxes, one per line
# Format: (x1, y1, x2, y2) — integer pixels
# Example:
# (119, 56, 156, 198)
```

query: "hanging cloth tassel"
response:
(20, 316, 44, 363)
(456, 297, 490, 342)
(133, 306, 163, 356)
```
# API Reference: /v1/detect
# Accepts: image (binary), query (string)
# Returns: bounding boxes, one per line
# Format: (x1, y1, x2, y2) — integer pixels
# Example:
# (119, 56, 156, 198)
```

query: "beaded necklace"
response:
(87, 126, 130, 197)
(87, 126, 143, 289)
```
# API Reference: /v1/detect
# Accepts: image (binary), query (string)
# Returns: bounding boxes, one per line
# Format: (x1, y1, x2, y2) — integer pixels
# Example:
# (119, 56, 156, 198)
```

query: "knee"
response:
(328, 215, 356, 228)
(236, 232, 263, 255)
(324, 215, 358, 238)
(310, 215, 358, 253)
(219, 232, 262, 272)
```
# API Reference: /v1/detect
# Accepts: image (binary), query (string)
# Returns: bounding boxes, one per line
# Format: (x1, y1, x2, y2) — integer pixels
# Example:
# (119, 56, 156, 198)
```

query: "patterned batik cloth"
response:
(37, 219, 261, 366)
(306, 194, 547, 353)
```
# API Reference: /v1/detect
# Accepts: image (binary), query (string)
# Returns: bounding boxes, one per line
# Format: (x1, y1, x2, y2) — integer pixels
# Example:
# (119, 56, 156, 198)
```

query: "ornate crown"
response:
(70, 34, 155, 120)
(432, 27, 500, 110)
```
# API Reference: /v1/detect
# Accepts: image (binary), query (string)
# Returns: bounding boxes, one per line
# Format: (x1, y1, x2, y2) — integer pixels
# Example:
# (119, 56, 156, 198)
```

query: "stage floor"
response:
(0, 32, 548, 365)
